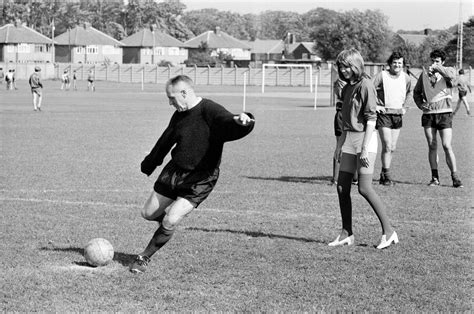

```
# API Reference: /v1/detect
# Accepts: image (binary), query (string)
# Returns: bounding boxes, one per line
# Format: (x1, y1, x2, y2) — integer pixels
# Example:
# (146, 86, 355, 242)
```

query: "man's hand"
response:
(234, 113, 254, 126)
(376, 105, 386, 114)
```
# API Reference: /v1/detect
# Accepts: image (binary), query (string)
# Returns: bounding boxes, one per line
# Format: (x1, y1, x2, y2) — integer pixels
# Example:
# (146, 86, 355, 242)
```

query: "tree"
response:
(258, 10, 308, 41)
(310, 9, 391, 62)
(418, 30, 454, 65)
(182, 9, 255, 40)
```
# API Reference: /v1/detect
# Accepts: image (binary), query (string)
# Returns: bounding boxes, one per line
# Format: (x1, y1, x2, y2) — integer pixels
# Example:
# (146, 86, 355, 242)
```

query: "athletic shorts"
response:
(458, 91, 467, 98)
(376, 113, 403, 129)
(154, 161, 219, 207)
(88, 79, 94, 83)
(31, 88, 42, 96)
(342, 131, 378, 155)
(421, 113, 452, 130)
(334, 110, 343, 137)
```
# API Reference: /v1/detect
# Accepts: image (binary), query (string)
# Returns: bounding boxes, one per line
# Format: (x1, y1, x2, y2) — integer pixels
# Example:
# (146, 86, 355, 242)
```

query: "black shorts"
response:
(458, 91, 467, 98)
(421, 113, 453, 130)
(154, 161, 219, 207)
(376, 113, 403, 129)
(334, 110, 343, 137)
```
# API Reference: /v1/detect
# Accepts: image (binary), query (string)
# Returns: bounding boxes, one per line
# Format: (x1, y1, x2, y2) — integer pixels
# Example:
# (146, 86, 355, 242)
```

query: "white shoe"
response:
(377, 231, 399, 249)
(328, 235, 354, 246)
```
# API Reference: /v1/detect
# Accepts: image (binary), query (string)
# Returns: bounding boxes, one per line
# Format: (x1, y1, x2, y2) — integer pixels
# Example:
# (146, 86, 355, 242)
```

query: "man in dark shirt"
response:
(130, 75, 255, 273)
(29, 66, 43, 111)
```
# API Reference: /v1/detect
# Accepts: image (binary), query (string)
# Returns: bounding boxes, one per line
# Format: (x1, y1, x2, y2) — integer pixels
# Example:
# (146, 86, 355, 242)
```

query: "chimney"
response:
(15, 19, 22, 27)
(424, 28, 432, 36)
(84, 22, 91, 30)
(214, 26, 221, 35)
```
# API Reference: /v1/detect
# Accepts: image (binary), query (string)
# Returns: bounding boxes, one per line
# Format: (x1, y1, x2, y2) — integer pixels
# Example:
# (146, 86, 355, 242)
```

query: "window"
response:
(154, 47, 164, 56)
(6, 45, 14, 53)
(17, 43, 30, 53)
(168, 47, 179, 56)
(75, 47, 85, 54)
(35, 44, 49, 53)
(86, 45, 98, 54)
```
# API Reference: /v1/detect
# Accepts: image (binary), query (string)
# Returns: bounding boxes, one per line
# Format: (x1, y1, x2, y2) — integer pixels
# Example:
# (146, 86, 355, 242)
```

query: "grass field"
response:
(1, 80, 473, 311)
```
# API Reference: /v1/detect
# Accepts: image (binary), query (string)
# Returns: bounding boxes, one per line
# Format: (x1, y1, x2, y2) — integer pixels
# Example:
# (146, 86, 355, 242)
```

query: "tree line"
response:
(1, 0, 472, 67)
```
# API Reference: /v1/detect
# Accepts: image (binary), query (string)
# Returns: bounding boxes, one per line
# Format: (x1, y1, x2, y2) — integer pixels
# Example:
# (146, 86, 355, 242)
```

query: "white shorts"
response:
(342, 131, 378, 155)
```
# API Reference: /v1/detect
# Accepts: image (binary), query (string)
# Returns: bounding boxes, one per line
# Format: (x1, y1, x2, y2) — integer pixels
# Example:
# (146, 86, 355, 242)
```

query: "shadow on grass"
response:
(245, 175, 333, 184)
(186, 226, 326, 244)
(246, 175, 422, 186)
(39, 246, 136, 266)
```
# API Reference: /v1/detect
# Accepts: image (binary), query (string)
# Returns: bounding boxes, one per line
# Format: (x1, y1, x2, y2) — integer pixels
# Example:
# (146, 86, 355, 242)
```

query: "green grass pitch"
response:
(1, 80, 472, 311)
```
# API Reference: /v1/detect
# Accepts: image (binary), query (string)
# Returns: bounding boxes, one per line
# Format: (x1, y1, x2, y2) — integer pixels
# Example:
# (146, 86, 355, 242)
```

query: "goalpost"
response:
(261, 63, 313, 94)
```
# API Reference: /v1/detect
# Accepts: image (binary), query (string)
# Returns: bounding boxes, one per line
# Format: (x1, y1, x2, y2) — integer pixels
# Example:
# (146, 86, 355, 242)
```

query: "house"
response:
(54, 23, 123, 64)
(184, 27, 251, 67)
(393, 33, 428, 47)
(243, 39, 321, 66)
(121, 27, 188, 65)
(290, 42, 321, 61)
(0, 21, 54, 63)
(242, 39, 285, 66)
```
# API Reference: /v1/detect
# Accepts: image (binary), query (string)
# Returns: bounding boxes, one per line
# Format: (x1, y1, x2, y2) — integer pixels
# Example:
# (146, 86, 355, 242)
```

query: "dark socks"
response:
(358, 174, 392, 235)
(431, 169, 439, 179)
(142, 225, 175, 258)
(337, 171, 354, 235)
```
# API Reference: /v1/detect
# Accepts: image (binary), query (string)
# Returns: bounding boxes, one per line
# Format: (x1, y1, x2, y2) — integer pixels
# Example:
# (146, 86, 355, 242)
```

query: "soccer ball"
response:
(84, 238, 114, 267)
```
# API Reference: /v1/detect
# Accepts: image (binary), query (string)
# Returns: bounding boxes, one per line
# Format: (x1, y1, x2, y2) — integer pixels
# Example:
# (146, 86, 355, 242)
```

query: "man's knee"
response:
(162, 214, 181, 230)
(141, 206, 156, 220)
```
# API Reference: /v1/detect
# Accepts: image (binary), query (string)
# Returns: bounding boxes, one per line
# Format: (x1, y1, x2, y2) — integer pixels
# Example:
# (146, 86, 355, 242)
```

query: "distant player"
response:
(129, 75, 255, 273)
(72, 70, 78, 90)
(61, 69, 70, 90)
(413, 49, 463, 188)
(87, 70, 95, 91)
(453, 69, 471, 116)
(373, 52, 412, 186)
(5, 69, 14, 90)
(29, 66, 43, 111)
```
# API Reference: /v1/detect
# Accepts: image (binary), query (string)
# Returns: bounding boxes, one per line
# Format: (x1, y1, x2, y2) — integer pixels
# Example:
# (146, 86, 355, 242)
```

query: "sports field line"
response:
(0, 196, 327, 219)
(0, 188, 336, 196)
(1, 196, 465, 225)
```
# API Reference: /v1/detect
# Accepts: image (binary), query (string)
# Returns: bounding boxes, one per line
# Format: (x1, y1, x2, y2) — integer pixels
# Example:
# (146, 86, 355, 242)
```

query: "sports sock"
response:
(357, 174, 392, 235)
(382, 167, 389, 174)
(142, 225, 175, 258)
(431, 169, 439, 179)
(336, 171, 353, 235)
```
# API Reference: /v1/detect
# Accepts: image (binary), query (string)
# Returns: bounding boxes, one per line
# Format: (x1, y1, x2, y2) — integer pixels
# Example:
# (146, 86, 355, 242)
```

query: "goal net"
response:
(261, 63, 313, 93)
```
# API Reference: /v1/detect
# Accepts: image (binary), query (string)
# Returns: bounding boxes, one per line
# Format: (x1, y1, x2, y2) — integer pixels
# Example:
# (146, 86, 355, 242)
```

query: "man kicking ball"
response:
(129, 75, 255, 273)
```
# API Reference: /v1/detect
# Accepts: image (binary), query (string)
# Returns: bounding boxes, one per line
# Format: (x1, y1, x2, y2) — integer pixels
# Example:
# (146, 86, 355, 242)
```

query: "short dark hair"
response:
(387, 52, 404, 65)
(168, 75, 194, 88)
(430, 49, 447, 61)
(459, 69, 465, 75)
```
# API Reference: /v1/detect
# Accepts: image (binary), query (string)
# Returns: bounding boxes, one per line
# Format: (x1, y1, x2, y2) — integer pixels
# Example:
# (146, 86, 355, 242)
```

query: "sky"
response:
(181, 0, 473, 31)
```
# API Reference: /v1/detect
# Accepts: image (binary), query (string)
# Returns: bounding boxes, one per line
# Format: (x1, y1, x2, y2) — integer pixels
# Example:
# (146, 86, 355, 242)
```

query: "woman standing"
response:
(329, 48, 398, 249)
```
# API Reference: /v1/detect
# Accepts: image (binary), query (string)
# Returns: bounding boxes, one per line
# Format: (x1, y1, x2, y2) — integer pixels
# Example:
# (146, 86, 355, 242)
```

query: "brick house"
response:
(0, 21, 54, 63)
(54, 23, 123, 64)
(121, 27, 188, 65)
(184, 27, 251, 67)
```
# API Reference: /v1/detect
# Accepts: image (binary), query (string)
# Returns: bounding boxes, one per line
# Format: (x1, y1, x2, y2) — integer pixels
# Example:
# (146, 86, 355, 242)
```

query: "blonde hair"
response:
(336, 48, 365, 82)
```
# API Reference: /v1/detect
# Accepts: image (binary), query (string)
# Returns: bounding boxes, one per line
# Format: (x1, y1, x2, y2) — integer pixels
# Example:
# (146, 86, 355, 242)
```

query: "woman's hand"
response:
(359, 147, 370, 168)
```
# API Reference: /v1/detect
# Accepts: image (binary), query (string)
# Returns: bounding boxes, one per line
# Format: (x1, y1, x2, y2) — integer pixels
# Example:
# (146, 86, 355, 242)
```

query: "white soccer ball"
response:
(84, 238, 114, 267)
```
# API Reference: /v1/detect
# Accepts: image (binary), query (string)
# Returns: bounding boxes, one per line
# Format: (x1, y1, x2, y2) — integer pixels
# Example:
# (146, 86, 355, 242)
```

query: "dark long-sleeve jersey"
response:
(141, 98, 255, 175)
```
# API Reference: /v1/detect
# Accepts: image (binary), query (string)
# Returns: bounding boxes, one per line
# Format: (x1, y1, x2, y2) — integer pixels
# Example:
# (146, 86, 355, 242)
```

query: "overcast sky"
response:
(181, 0, 473, 31)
